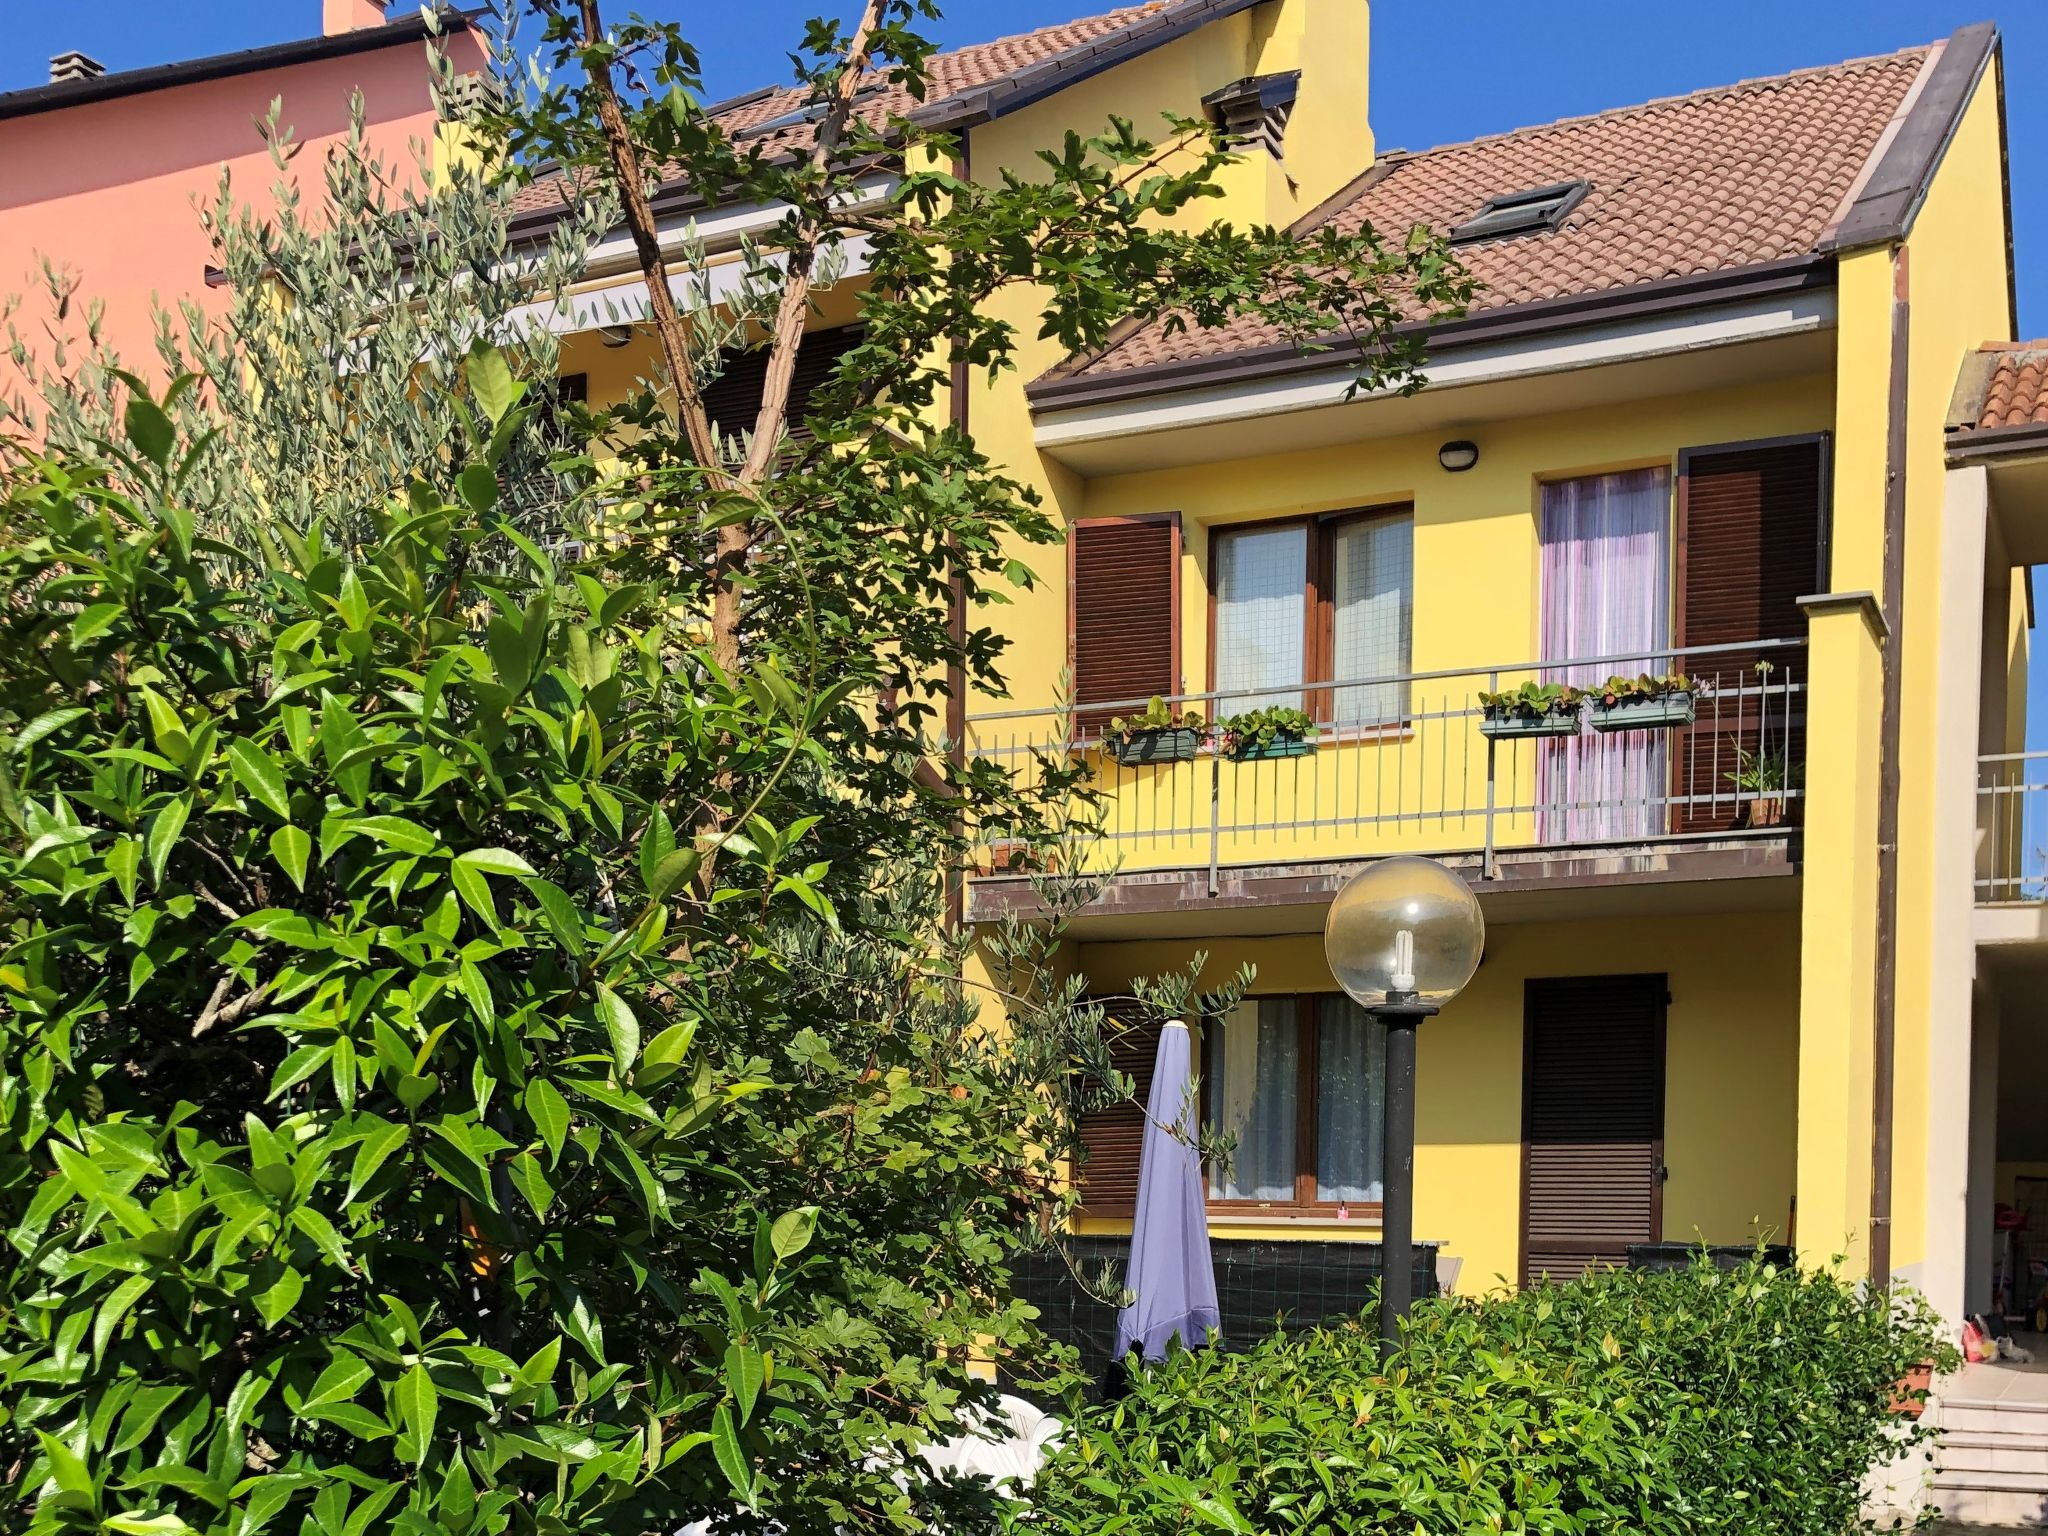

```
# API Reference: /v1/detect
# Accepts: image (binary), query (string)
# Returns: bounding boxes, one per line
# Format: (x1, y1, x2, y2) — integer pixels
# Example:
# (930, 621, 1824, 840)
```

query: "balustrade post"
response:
(1482, 669, 1500, 880)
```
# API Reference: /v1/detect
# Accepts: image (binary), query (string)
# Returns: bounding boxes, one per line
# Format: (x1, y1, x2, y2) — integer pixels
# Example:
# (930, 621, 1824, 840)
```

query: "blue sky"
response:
(9, 2, 2048, 747)
(7, 1, 2039, 320)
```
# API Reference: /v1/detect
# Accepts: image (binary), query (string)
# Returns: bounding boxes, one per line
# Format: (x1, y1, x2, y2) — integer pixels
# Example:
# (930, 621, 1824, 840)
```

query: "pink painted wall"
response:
(0, 25, 486, 380)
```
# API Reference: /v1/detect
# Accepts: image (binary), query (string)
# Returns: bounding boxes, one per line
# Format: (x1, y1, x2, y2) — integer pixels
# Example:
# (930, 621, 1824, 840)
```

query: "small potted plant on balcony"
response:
(1100, 696, 1206, 766)
(1477, 680, 1584, 739)
(1588, 672, 1698, 733)
(1218, 704, 1317, 761)
(1727, 745, 1801, 828)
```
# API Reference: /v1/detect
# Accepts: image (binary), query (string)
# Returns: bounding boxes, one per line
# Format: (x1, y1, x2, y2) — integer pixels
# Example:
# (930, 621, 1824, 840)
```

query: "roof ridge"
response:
(1368, 40, 1935, 167)
(722, 1, 1171, 116)
(932, 1, 1169, 65)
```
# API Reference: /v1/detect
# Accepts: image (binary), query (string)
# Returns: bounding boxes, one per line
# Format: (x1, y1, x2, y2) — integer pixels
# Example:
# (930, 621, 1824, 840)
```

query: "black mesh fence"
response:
(1007, 1236, 1439, 1397)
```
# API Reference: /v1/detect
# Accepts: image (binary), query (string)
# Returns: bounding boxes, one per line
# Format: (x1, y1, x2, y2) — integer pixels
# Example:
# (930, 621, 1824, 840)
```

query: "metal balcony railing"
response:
(1977, 752, 2048, 902)
(966, 637, 1808, 889)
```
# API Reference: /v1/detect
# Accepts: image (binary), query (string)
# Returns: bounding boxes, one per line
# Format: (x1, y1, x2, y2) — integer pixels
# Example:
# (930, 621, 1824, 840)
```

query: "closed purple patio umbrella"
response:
(1113, 1019, 1221, 1361)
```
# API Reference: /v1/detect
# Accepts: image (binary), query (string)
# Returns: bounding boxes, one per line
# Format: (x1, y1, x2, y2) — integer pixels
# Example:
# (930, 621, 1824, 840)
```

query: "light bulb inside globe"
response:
(1324, 856, 1484, 1011)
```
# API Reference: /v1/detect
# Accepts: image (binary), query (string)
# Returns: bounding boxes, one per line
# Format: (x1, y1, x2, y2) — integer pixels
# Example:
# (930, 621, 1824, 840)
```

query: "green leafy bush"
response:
(1025, 1256, 1954, 1536)
(0, 378, 1080, 1535)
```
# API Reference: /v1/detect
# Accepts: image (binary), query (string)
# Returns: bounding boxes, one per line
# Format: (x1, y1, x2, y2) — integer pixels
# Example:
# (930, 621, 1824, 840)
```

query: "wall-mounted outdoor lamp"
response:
(598, 323, 635, 348)
(1325, 856, 1485, 1356)
(1437, 439, 1480, 473)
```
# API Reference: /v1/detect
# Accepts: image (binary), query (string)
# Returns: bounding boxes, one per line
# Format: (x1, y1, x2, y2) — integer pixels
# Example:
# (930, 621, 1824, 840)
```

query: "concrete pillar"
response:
(1907, 465, 1990, 1323)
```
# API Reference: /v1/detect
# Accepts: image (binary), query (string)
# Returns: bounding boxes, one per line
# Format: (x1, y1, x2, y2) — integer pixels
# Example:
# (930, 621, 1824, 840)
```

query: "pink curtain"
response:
(1537, 468, 1672, 842)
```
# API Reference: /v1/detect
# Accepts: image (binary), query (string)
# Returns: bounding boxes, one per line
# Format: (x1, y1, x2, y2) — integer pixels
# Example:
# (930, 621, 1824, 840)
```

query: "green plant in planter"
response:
(1588, 671, 1699, 732)
(1478, 680, 1586, 717)
(1593, 671, 1693, 704)
(1728, 745, 1803, 828)
(1218, 704, 1317, 760)
(1727, 744, 1801, 793)
(1101, 696, 1207, 765)
(1477, 680, 1584, 738)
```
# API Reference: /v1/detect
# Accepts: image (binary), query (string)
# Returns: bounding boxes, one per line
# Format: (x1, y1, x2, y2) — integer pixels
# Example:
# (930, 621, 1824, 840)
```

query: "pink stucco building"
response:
(0, 1, 485, 379)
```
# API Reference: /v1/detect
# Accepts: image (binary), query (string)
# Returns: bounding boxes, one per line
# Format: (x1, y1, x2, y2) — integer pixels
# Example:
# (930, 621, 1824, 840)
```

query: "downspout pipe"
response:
(1870, 244, 1910, 1291)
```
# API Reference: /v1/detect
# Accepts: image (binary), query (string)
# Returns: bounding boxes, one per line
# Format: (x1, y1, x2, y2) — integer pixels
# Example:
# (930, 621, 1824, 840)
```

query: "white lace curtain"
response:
(1537, 468, 1672, 842)
(1202, 996, 1385, 1204)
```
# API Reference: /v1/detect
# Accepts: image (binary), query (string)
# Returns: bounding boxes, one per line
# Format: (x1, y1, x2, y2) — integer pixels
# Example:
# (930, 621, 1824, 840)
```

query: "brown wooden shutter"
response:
(1068, 515, 1181, 734)
(1520, 975, 1666, 1286)
(1674, 438, 1825, 833)
(700, 325, 863, 449)
(1073, 1012, 1165, 1215)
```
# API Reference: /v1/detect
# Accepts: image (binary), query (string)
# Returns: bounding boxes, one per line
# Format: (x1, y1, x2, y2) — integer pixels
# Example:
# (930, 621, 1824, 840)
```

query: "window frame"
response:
(1205, 505, 1414, 728)
(1199, 992, 1384, 1218)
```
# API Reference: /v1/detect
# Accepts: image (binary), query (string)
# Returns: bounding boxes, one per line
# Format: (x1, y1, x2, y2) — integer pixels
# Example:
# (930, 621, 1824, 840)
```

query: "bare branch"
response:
(573, 0, 723, 472)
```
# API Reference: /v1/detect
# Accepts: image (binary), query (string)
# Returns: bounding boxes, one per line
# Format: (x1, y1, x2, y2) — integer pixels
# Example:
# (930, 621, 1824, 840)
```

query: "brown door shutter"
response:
(1520, 975, 1666, 1286)
(1674, 438, 1825, 832)
(1069, 515, 1181, 734)
(700, 325, 864, 451)
(1073, 1012, 1166, 1215)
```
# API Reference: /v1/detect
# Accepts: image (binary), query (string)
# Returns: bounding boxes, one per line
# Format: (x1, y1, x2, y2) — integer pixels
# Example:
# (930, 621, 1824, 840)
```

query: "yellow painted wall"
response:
(1887, 63, 2015, 1285)
(1070, 910, 1800, 1294)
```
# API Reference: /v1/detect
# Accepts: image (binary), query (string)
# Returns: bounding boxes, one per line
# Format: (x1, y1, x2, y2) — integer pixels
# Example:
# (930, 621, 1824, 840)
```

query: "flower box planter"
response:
(1589, 691, 1696, 733)
(1109, 726, 1202, 766)
(1225, 732, 1314, 762)
(979, 838, 1059, 874)
(1480, 707, 1581, 740)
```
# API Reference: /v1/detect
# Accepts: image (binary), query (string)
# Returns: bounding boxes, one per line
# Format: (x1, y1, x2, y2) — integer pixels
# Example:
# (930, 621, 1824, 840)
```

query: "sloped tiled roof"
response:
(1971, 345, 2048, 431)
(1040, 36, 1950, 392)
(510, 0, 1252, 218)
(1948, 343, 2048, 457)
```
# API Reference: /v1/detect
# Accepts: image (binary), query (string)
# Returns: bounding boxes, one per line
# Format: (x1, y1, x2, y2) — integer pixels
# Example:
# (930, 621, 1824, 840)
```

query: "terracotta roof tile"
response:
(1968, 343, 2048, 432)
(510, 2, 1180, 216)
(1051, 41, 1935, 384)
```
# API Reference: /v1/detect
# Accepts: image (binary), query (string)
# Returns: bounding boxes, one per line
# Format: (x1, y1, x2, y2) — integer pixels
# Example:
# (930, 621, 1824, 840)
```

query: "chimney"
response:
(322, 0, 389, 35)
(48, 51, 107, 85)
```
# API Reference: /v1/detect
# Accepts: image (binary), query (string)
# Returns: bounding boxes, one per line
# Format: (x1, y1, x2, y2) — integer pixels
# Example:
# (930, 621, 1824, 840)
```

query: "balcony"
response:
(965, 638, 1807, 928)
(1979, 752, 2048, 904)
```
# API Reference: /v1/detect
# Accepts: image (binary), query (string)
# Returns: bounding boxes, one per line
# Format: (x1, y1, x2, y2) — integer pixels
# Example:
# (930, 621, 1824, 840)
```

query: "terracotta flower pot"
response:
(1888, 1359, 1935, 1418)
(1744, 795, 1787, 830)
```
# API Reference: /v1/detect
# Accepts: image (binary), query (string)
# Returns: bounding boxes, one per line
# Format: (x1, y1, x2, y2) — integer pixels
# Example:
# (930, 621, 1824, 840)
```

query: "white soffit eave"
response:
(1031, 288, 1841, 452)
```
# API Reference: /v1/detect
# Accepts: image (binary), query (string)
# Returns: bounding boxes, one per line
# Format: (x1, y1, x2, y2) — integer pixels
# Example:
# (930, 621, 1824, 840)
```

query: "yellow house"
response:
(522, 0, 2041, 1386)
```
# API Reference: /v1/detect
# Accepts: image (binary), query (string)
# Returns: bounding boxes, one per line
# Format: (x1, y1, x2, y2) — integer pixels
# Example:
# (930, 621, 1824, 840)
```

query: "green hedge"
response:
(1024, 1256, 1954, 1536)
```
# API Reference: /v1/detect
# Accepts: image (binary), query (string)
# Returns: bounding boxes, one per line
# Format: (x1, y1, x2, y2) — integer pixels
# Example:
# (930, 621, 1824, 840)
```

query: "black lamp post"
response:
(1324, 856, 1484, 1357)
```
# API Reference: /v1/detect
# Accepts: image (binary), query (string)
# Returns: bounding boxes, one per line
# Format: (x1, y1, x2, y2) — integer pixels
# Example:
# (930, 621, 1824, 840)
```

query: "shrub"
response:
(0, 386, 1080, 1535)
(1023, 1255, 1954, 1536)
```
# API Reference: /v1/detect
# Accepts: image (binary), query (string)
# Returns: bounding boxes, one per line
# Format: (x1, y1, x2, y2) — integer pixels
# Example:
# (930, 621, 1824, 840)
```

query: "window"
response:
(1211, 510, 1412, 726)
(1202, 995, 1386, 1209)
(1449, 180, 1590, 244)
(1212, 524, 1306, 713)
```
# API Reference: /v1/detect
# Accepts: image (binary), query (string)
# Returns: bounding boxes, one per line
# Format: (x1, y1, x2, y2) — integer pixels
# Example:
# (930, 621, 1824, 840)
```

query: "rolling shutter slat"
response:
(1073, 1010, 1165, 1215)
(699, 326, 863, 451)
(1521, 976, 1665, 1287)
(1070, 517, 1180, 734)
(1676, 442, 1823, 832)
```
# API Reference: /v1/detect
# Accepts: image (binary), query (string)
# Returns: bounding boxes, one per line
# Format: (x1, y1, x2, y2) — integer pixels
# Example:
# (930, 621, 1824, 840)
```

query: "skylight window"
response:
(1448, 180, 1589, 244)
